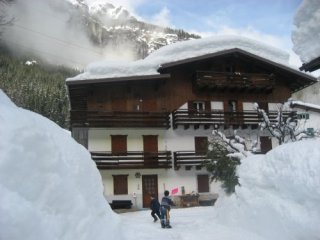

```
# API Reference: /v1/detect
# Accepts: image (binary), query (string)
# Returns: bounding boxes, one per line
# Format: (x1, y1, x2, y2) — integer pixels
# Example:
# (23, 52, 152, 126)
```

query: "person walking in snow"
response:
(160, 190, 175, 228)
(150, 194, 161, 222)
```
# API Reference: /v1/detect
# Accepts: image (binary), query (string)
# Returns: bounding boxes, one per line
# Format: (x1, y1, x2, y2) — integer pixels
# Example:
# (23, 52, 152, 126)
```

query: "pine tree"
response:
(0, 45, 79, 129)
(204, 141, 240, 194)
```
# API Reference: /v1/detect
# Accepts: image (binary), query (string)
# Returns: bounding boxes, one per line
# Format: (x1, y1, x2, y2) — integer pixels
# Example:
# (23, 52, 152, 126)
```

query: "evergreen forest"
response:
(0, 44, 80, 129)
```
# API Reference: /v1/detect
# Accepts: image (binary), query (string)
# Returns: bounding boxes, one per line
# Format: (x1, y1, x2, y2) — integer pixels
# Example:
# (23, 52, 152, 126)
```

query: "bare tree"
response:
(211, 130, 255, 160)
(253, 101, 314, 145)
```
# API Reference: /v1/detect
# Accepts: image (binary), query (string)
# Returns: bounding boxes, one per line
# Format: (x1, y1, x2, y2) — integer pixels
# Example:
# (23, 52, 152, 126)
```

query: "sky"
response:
(127, 0, 300, 36)
(93, 0, 302, 64)
(1, 87, 320, 240)
(2, 0, 305, 69)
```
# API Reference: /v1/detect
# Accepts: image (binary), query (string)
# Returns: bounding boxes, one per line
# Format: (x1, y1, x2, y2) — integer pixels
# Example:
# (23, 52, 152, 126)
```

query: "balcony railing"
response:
(91, 151, 172, 169)
(174, 151, 209, 170)
(196, 71, 275, 92)
(172, 110, 294, 129)
(70, 110, 170, 129)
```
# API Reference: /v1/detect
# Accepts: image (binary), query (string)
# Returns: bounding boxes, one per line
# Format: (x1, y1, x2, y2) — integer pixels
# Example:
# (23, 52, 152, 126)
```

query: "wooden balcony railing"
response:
(91, 151, 172, 169)
(196, 71, 275, 92)
(172, 110, 294, 129)
(174, 151, 209, 170)
(70, 110, 170, 128)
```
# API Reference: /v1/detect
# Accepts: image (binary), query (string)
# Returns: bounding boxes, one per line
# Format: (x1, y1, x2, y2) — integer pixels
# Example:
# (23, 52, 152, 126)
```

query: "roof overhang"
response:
(66, 74, 171, 86)
(158, 48, 317, 92)
(300, 56, 320, 72)
(290, 101, 320, 113)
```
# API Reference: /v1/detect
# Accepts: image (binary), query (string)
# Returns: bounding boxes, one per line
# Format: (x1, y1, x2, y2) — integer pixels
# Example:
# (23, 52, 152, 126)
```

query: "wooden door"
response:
(195, 137, 208, 155)
(143, 135, 158, 166)
(224, 100, 243, 125)
(197, 174, 209, 193)
(260, 136, 272, 153)
(111, 87, 127, 111)
(142, 98, 157, 112)
(142, 175, 158, 208)
(257, 102, 269, 112)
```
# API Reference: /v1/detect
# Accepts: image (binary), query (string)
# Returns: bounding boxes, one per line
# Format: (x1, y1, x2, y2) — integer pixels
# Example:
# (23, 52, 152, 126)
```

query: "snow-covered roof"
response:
(292, 0, 320, 64)
(67, 35, 291, 81)
(290, 100, 320, 113)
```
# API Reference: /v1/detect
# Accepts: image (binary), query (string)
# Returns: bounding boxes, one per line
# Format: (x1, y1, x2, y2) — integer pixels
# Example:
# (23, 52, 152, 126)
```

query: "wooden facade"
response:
(67, 48, 316, 170)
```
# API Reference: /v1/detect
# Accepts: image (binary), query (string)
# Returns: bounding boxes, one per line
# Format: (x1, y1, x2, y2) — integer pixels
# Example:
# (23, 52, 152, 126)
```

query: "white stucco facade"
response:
(85, 100, 285, 209)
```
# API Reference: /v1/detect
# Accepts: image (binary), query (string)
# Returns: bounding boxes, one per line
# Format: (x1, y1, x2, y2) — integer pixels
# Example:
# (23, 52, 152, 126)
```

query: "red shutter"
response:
(197, 175, 209, 193)
(113, 175, 128, 195)
(111, 135, 127, 154)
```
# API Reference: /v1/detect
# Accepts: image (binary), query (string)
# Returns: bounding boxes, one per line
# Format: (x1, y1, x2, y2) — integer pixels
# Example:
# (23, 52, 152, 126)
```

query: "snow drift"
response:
(0, 89, 122, 240)
(215, 139, 320, 239)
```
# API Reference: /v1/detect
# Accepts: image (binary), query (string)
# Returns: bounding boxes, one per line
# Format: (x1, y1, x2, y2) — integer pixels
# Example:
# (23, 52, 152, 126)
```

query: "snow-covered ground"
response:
(1, 88, 320, 240)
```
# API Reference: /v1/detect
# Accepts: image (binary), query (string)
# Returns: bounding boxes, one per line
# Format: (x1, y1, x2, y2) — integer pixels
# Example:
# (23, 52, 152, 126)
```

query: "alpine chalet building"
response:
(66, 36, 316, 209)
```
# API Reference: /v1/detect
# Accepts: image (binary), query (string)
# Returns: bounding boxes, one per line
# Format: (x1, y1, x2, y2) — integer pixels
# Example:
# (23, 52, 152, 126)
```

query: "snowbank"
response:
(68, 35, 290, 81)
(292, 0, 320, 63)
(215, 139, 320, 239)
(0, 90, 122, 240)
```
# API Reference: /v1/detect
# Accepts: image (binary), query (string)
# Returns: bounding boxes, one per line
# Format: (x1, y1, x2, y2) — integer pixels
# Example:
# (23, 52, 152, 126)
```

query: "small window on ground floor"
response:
(113, 175, 128, 195)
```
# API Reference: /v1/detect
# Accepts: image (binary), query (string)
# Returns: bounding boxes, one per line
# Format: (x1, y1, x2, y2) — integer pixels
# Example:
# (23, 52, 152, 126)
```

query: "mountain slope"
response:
(68, 0, 201, 59)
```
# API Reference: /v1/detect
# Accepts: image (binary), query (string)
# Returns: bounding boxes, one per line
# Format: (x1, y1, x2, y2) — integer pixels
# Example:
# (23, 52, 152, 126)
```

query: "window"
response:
(228, 100, 237, 112)
(192, 101, 205, 112)
(195, 137, 208, 155)
(298, 113, 309, 120)
(111, 135, 127, 154)
(197, 175, 209, 193)
(113, 175, 128, 195)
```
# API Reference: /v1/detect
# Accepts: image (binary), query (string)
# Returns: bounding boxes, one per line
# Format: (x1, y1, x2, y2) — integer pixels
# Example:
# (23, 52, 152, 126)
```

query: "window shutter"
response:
(113, 175, 128, 195)
(197, 175, 209, 193)
(111, 135, 127, 154)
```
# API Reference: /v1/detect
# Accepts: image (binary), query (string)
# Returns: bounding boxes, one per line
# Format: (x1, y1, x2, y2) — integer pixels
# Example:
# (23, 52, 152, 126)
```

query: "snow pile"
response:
(1, 87, 320, 240)
(120, 139, 320, 240)
(0, 90, 122, 240)
(215, 139, 320, 239)
(292, 0, 320, 63)
(68, 35, 290, 81)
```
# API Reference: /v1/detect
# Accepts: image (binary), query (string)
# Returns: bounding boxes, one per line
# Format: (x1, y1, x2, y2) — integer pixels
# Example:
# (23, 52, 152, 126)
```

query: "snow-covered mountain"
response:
(66, 0, 200, 59)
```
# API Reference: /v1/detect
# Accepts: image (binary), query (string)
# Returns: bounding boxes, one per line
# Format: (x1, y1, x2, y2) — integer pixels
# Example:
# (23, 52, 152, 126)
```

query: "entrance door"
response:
(142, 175, 158, 208)
(260, 136, 272, 153)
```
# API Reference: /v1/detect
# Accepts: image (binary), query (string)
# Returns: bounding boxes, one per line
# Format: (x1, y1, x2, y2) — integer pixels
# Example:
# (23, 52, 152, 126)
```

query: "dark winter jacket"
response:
(150, 198, 160, 211)
(160, 196, 175, 210)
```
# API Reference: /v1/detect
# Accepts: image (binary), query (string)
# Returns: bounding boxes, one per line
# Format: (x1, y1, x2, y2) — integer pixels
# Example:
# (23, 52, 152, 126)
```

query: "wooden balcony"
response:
(196, 71, 275, 93)
(91, 151, 172, 169)
(172, 110, 294, 129)
(70, 110, 170, 129)
(174, 151, 209, 170)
